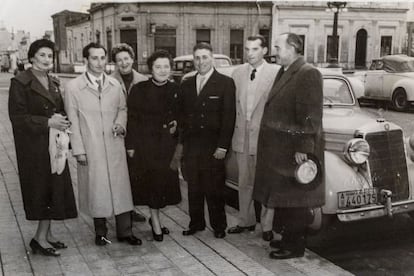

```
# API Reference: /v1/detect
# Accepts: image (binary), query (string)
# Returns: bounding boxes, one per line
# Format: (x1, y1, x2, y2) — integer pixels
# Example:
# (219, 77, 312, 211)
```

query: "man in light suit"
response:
(178, 43, 236, 238)
(227, 35, 279, 241)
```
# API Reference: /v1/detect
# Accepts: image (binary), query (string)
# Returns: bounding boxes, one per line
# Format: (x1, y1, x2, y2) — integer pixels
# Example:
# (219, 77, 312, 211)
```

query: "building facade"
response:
(52, 10, 90, 72)
(88, 1, 273, 72)
(272, 1, 409, 69)
(56, 1, 411, 72)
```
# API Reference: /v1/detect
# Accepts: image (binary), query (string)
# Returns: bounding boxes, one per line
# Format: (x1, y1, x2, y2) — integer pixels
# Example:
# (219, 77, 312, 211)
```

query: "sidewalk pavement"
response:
(0, 74, 353, 276)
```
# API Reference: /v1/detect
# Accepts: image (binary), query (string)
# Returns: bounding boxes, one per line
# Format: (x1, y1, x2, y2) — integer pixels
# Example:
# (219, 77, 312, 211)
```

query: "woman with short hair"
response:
(126, 50, 181, 241)
(8, 39, 78, 257)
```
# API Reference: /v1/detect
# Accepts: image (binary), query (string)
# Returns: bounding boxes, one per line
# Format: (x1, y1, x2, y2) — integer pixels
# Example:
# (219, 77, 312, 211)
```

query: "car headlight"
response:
(343, 138, 370, 165)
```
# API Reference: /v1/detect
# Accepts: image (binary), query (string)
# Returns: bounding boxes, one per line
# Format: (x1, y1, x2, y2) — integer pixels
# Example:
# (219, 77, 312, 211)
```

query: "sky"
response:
(0, 0, 92, 39)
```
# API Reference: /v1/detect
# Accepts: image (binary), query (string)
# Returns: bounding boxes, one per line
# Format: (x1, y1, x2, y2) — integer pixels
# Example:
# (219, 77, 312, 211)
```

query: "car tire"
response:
(392, 88, 408, 111)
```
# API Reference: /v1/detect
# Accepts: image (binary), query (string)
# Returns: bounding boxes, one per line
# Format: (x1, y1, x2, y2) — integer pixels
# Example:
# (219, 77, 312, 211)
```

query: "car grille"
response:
(365, 129, 409, 201)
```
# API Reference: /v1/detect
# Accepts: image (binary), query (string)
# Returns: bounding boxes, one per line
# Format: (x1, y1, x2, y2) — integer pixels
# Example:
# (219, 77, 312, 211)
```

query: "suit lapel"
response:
(266, 57, 305, 103)
(238, 64, 249, 116)
(195, 69, 218, 106)
(250, 62, 275, 112)
(28, 70, 56, 106)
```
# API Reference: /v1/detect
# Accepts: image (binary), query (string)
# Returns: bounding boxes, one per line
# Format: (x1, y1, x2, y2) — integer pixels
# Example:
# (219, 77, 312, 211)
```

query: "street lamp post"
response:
(326, 2, 347, 67)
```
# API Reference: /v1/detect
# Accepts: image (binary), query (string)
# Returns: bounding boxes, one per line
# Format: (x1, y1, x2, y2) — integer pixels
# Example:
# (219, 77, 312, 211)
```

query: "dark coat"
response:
(179, 69, 236, 167)
(8, 69, 77, 220)
(125, 79, 181, 208)
(253, 57, 325, 208)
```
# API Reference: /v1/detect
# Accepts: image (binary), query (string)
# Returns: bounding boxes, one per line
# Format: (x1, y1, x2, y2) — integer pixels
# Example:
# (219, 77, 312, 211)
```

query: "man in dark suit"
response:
(253, 33, 324, 259)
(178, 43, 236, 238)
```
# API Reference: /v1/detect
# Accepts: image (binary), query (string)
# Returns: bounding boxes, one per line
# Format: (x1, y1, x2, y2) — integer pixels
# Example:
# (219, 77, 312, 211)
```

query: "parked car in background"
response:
(172, 54, 232, 83)
(354, 55, 414, 111)
(224, 70, 414, 232)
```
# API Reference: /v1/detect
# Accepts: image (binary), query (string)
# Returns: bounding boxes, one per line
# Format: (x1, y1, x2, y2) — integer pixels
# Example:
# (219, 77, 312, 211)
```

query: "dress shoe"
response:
(117, 235, 142, 245)
(131, 211, 146, 222)
(47, 240, 67, 249)
(30, 239, 60, 257)
(214, 230, 226, 239)
(269, 249, 304, 259)
(95, 235, 111, 246)
(269, 240, 282, 249)
(149, 218, 169, 235)
(182, 227, 205, 236)
(161, 226, 170, 235)
(227, 225, 255, 234)
(148, 219, 163, 242)
(262, 231, 274, 241)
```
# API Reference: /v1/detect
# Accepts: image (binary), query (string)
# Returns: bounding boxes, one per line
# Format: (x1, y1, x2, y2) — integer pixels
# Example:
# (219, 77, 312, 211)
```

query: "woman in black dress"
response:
(8, 39, 78, 256)
(126, 50, 181, 241)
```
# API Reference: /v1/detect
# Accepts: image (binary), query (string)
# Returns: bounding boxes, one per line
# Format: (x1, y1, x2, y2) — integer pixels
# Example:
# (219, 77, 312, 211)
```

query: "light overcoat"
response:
(253, 57, 325, 208)
(64, 73, 133, 217)
(231, 62, 280, 154)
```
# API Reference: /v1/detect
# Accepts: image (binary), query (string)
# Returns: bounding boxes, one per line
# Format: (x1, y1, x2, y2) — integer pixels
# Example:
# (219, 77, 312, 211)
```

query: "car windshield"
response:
(383, 59, 414, 72)
(323, 78, 354, 105)
(214, 58, 231, 67)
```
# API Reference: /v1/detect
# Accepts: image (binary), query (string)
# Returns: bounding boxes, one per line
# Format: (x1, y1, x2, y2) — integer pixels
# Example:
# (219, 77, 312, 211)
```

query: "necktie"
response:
(198, 75, 206, 95)
(96, 79, 102, 92)
(250, 68, 257, 81)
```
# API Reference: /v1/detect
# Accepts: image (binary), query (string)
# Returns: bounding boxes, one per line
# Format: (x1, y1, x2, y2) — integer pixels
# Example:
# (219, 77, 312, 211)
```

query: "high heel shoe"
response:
(148, 218, 163, 242)
(149, 218, 169, 235)
(47, 240, 67, 249)
(30, 239, 60, 257)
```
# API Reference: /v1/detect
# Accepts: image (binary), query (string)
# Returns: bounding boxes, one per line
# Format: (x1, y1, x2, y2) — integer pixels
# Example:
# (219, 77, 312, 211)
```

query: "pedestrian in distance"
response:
(253, 32, 324, 259)
(228, 35, 279, 241)
(178, 42, 236, 239)
(64, 42, 141, 247)
(111, 43, 148, 223)
(8, 39, 78, 257)
(126, 50, 182, 242)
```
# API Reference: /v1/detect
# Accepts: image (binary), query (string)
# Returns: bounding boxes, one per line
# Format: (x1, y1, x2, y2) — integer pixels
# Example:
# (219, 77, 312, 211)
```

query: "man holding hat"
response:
(253, 32, 324, 259)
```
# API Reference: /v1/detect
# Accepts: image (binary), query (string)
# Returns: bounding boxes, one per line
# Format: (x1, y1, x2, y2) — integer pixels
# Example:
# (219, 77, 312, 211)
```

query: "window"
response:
(230, 29, 243, 64)
(380, 36, 392, 57)
(326, 35, 339, 62)
(298, 35, 305, 55)
(155, 28, 176, 57)
(96, 31, 101, 44)
(196, 29, 211, 44)
(106, 30, 112, 62)
(259, 29, 270, 49)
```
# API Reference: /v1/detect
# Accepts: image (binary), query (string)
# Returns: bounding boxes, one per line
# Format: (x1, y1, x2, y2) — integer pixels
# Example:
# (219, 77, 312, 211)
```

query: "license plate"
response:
(338, 188, 378, 209)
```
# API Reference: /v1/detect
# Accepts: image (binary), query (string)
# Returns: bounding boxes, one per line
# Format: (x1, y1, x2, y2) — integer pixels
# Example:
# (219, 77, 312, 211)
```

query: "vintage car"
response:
(354, 55, 414, 111)
(222, 71, 414, 232)
(172, 54, 232, 83)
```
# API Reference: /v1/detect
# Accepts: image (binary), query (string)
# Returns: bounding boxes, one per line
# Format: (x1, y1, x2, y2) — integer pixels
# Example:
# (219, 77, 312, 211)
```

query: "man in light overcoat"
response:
(253, 33, 324, 259)
(228, 35, 279, 241)
(64, 43, 141, 246)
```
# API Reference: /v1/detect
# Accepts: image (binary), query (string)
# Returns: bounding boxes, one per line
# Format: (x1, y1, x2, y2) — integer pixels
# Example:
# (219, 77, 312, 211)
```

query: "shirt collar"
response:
(86, 71, 104, 85)
(197, 67, 214, 81)
(249, 60, 265, 74)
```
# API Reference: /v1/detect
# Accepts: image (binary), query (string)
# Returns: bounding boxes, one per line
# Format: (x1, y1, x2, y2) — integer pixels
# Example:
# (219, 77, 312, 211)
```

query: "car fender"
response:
(323, 151, 370, 214)
(391, 78, 414, 102)
(347, 76, 365, 99)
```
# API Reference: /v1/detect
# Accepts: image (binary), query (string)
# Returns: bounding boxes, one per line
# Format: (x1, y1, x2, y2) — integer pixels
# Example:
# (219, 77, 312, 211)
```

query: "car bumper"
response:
(337, 199, 414, 222)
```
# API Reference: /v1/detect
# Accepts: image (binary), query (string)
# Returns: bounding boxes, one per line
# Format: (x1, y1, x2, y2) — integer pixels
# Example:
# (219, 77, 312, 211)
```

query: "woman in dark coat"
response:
(8, 39, 77, 257)
(126, 50, 181, 242)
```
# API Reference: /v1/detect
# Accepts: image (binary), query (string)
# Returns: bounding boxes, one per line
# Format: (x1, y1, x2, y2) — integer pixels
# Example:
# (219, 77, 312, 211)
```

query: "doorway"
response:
(355, 29, 367, 69)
